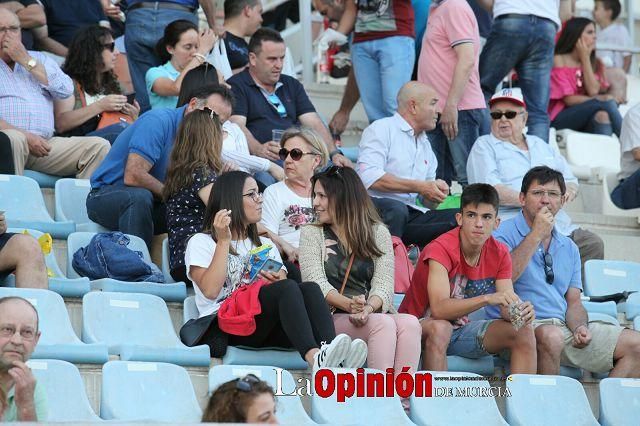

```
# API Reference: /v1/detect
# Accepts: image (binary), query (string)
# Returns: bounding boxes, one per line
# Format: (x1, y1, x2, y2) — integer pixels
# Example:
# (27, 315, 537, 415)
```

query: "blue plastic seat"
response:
(209, 365, 315, 424)
(341, 146, 359, 162)
(635, 317, 640, 330)
(588, 312, 621, 326)
(584, 259, 640, 297)
(625, 292, 640, 320)
(393, 293, 404, 310)
(82, 291, 210, 366)
(54, 178, 107, 232)
(3, 228, 91, 297)
(161, 237, 176, 283)
(67, 231, 187, 302)
(410, 371, 507, 426)
(23, 169, 68, 188)
(0, 287, 108, 364)
(28, 359, 102, 422)
(100, 360, 202, 422)
(311, 367, 414, 425)
(223, 346, 308, 369)
(447, 355, 495, 375)
(0, 174, 75, 238)
(183, 295, 198, 324)
(506, 374, 598, 425)
(599, 377, 640, 426)
(583, 300, 618, 319)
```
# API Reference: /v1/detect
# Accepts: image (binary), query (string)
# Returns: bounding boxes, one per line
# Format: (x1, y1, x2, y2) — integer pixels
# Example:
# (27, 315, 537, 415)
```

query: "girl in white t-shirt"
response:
(185, 171, 366, 369)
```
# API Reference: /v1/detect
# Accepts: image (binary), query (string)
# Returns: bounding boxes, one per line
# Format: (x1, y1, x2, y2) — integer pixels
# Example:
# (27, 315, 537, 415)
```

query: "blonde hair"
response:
(280, 127, 329, 172)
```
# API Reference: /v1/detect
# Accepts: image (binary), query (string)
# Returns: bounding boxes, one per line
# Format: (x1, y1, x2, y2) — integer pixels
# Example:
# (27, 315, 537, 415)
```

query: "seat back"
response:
(161, 237, 175, 283)
(54, 179, 107, 231)
(209, 365, 314, 425)
(28, 359, 101, 422)
(599, 378, 640, 426)
(183, 295, 198, 324)
(0, 174, 53, 223)
(602, 172, 640, 217)
(0, 287, 80, 346)
(7, 228, 66, 278)
(101, 361, 202, 422)
(82, 291, 178, 348)
(506, 374, 598, 425)
(584, 259, 640, 297)
(565, 132, 620, 174)
(67, 231, 152, 279)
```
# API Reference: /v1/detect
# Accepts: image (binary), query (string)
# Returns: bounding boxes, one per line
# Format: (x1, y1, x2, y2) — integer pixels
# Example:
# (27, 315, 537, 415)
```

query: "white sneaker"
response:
(341, 338, 367, 368)
(313, 334, 351, 370)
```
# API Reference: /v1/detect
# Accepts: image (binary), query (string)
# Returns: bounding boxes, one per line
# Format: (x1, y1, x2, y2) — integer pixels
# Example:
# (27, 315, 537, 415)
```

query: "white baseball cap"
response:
(489, 88, 526, 108)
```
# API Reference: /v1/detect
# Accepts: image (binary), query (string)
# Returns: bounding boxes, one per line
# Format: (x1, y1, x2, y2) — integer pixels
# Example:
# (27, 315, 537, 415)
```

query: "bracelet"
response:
(571, 323, 588, 334)
(329, 149, 343, 160)
(364, 303, 375, 314)
(193, 53, 206, 63)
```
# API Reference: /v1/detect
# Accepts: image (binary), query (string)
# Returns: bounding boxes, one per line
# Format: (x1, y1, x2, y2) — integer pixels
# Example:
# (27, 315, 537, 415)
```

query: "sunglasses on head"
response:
(278, 147, 319, 161)
(202, 107, 219, 119)
(490, 110, 522, 120)
(103, 42, 115, 52)
(313, 165, 344, 181)
(543, 252, 554, 285)
(236, 374, 261, 392)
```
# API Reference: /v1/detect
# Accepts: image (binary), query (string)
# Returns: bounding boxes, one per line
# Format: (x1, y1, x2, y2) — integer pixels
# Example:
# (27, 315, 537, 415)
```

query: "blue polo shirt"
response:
(487, 212, 582, 320)
(90, 106, 187, 189)
(39, 0, 106, 47)
(227, 69, 316, 144)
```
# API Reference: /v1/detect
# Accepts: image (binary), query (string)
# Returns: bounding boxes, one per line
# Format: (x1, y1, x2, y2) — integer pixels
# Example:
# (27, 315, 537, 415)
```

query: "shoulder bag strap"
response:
(338, 253, 356, 296)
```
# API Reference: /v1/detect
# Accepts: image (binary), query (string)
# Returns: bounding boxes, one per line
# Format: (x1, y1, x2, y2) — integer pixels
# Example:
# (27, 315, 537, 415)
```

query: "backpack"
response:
(392, 236, 415, 294)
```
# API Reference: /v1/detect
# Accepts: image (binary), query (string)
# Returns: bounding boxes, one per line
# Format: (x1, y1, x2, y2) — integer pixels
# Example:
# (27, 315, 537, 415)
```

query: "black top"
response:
(39, 0, 106, 47)
(224, 31, 249, 70)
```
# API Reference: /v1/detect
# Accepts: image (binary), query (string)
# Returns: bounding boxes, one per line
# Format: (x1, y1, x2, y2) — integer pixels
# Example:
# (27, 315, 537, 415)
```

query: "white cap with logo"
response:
(489, 87, 526, 108)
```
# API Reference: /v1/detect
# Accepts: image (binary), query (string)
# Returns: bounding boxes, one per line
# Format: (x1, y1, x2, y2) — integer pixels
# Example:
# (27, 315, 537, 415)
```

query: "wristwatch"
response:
(26, 57, 37, 71)
(329, 149, 343, 160)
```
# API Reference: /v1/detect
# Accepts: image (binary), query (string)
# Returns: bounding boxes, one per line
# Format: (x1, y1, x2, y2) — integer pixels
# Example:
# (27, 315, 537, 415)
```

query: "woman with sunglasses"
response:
(260, 128, 328, 276)
(203, 374, 277, 424)
(185, 171, 368, 370)
(299, 166, 421, 403)
(549, 17, 622, 137)
(54, 25, 139, 144)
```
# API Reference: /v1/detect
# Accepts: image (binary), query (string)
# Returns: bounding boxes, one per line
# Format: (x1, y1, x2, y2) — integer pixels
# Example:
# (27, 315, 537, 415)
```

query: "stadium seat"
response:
(3, 228, 91, 297)
(410, 371, 507, 426)
(0, 174, 75, 238)
(0, 287, 108, 364)
(506, 374, 598, 425)
(82, 291, 210, 366)
(625, 292, 640, 320)
(341, 146, 359, 162)
(635, 317, 640, 330)
(161, 237, 176, 283)
(23, 169, 67, 188)
(602, 173, 640, 220)
(563, 130, 620, 180)
(447, 355, 495, 376)
(588, 312, 620, 326)
(209, 365, 315, 425)
(183, 295, 198, 324)
(67, 232, 187, 302)
(393, 293, 404, 310)
(28, 359, 102, 422)
(599, 378, 640, 426)
(311, 367, 413, 425)
(584, 259, 640, 297)
(54, 179, 108, 232)
(100, 361, 202, 422)
(583, 300, 618, 320)
(223, 346, 309, 369)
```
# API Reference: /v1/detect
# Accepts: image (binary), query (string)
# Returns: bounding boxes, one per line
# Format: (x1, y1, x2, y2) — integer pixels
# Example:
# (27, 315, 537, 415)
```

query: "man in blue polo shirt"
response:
(492, 166, 640, 377)
(86, 84, 222, 247)
(228, 28, 351, 186)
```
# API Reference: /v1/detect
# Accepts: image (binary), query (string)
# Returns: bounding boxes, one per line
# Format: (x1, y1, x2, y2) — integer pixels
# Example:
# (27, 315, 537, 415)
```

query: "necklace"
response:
(461, 248, 481, 267)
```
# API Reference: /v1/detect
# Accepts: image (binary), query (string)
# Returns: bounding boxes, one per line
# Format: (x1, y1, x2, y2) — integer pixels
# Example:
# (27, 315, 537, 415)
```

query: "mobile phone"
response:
(125, 92, 136, 105)
(260, 259, 283, 274)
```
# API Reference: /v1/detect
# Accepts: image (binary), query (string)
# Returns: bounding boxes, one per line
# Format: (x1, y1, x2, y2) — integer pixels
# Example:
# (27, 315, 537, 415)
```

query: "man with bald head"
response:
(0, 296, 46, 421)
(357, 81, 457, 247)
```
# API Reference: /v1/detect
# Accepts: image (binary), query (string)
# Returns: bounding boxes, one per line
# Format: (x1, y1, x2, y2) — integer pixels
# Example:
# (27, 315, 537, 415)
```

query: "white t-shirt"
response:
(260, 181, 316, 248)
(619, 104, 640, 180)
(221, 121, 271, 173)
(185, 233, 284, 317)
(493, 0, 560, 27)
(596, 23, 632, 69)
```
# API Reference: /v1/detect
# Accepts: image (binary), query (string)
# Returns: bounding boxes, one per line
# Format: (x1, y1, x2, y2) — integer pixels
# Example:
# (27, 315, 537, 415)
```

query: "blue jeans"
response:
(87, 122, 129, 145)
(479, 15, 557, 142)
(611, 170, 640, 209)
(86, 184, 167, 247)
(125, 7, 198, 113)
(351, 36, 415, 122)
(447, 320, 495, 358)
(427, 108, 488, 186)
(551, 98, 623, 138)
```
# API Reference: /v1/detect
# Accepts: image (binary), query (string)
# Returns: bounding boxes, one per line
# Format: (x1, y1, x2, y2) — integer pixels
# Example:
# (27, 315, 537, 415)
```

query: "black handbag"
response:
(179, 313, 229, 358)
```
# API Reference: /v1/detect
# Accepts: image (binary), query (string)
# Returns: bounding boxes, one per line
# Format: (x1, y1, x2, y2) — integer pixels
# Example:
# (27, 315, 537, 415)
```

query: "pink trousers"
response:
(333, 313, 422, 375)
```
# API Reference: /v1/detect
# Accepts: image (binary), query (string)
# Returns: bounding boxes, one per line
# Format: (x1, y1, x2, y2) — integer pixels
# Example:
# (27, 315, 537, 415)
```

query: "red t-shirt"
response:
(353, 0, 415, 43)
(399, 227, 512, 327)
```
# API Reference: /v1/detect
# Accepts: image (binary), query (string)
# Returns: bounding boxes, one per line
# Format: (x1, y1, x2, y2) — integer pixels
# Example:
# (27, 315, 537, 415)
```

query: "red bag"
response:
(217, 279, 270, 336)
(392, 236, 414, 294)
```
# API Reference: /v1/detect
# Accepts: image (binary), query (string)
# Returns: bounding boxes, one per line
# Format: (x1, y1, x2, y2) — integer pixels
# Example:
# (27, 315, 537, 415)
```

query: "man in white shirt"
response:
(357, 81, 457, 247)
(611, 103, 640, 209)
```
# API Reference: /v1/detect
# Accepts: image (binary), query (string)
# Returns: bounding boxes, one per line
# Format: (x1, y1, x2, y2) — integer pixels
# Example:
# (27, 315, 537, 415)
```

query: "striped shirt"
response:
(0, 51, 73, 139)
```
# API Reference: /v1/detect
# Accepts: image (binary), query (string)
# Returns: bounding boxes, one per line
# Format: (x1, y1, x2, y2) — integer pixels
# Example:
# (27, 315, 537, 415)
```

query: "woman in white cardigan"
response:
(299, 166, 421, 381)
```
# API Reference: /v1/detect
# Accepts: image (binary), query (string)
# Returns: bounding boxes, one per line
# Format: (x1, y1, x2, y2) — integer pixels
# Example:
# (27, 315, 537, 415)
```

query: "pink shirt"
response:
(548, 65, 610, 121)
(417, 0, 485, 111)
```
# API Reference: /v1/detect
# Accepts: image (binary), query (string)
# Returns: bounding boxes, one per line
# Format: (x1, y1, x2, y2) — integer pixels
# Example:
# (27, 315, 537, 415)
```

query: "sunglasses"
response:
(278, 147, 319, 161)
(202, 107, 219, 119)
(236, 374, 261, 392)
(103, 42, 115, 52)
(266, 93, 287, 118)
(489, 110, 523, 120)
(543, 252, 554, 285)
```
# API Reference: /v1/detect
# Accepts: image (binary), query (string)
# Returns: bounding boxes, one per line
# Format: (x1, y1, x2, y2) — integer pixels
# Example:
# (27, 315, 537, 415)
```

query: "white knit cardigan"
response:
(298, 223, 396, 313)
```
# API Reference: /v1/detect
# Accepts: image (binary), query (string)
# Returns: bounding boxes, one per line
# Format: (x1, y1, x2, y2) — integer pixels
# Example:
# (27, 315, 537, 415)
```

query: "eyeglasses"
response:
(243, 190, 263, 202)
(236, 374, 261, 392)
(529, 189, 563, 200)
(103, 42, 115, 52)
(278, 147, 319, 161)
(0, 325, 36, 341)
(202, 107, 219, 119)
(542, 252, 554, 284)
(490, 110, 524, 120)
(266, 93, 287, 118)
(0, 26, 20, 34)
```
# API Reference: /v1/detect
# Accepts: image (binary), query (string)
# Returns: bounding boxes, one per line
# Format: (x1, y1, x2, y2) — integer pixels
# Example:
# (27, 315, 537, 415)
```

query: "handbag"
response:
(179, 313, 229, 358)
(76, 82, 132, 130)
(330, 253, 355, 314)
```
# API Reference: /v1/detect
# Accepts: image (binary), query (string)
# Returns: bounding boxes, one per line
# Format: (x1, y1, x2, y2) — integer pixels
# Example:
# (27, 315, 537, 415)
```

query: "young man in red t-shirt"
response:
(399, 183, 537, 372)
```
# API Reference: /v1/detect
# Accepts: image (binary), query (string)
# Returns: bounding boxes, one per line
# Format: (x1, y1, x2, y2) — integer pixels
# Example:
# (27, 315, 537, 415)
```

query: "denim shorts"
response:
(447, 320, 495, 358)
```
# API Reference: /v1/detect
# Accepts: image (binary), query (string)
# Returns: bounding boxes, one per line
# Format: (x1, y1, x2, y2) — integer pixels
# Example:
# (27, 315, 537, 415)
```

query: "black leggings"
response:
(227, 279, 336, 358)
(0, 132, 15, 174)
